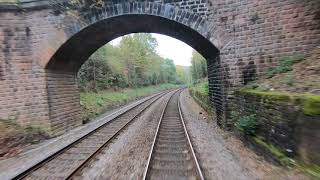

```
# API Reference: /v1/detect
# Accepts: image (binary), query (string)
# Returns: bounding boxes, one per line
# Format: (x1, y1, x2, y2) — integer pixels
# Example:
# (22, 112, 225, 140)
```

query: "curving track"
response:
(12, 90, 175, 180)
(143, 90, 204, 180)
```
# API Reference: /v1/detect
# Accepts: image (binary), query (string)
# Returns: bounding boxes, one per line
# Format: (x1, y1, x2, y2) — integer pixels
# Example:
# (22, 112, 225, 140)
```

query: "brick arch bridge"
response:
(1, 0, 319, 135)
(0, 0, 230, 135)
(45, 1, 227, 135)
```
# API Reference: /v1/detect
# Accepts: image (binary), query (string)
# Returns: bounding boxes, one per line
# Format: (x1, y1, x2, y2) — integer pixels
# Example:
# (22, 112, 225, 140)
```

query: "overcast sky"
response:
(110, 33, 193, 66)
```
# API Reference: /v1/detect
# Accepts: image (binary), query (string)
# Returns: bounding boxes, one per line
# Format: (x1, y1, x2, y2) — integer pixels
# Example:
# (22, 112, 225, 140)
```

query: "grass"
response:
(80, 83, 180, 123)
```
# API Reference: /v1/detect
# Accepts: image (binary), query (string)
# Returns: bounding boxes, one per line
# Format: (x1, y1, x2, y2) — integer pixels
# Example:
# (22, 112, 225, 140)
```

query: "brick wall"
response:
(231, 90, 320, 165)
(206, 0, 320, 126)
(0, 6, 80, 134)
(0, 11, 51, 130)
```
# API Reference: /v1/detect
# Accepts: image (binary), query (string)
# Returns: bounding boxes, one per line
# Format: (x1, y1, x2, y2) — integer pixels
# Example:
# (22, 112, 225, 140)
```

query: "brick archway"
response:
(0, 1, 230, 135)
(44, 2, 226, 134)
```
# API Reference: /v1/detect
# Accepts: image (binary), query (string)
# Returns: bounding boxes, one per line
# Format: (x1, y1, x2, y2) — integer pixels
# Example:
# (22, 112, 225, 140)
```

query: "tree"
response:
(77, 33, 181, 91)
(176, 65, 191, 84)
(191, 50, 207, 83)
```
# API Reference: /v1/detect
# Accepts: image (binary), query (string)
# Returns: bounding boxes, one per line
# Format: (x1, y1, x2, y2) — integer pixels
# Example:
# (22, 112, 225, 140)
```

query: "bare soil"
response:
(180, 89, 309, 180)
(0, 121, 49, 160)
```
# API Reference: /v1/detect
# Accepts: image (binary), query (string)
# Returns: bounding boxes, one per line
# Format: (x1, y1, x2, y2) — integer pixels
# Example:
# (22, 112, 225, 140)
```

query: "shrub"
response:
(232, 111, 258, 135)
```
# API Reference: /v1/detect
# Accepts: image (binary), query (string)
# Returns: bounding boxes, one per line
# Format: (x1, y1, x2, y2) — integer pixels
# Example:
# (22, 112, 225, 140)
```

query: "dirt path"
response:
(179, 89, 308, 180)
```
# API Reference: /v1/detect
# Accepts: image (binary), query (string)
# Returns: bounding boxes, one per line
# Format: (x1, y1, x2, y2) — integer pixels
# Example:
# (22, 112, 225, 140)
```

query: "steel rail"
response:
(12, 90, 173, 180)
(141, 89, 177, 180)
(178, 91, 205, 180)
(65, 90, 177, 179)
(142, 89, 204, 180)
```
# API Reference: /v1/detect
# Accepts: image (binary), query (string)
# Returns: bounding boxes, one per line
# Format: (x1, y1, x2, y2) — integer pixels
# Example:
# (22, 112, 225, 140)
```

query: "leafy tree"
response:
(176, 65, 191, 84)
(191, 50, 207, 83)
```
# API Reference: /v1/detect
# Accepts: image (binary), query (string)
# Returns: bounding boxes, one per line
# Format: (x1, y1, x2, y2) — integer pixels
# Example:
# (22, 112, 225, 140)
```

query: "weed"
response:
(232, 111, 258, 135)
(267, 54, 304, 78)
(284, 74, 295, 86)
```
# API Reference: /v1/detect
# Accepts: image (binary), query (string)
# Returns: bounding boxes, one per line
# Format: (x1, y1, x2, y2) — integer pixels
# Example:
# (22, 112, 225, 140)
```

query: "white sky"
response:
(110, 33, 193, 66)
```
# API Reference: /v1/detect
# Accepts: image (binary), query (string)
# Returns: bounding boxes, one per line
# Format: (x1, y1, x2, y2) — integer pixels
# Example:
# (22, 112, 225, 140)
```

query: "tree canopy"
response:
(190, 50, 207, 83)
(78, 33, 179, 91)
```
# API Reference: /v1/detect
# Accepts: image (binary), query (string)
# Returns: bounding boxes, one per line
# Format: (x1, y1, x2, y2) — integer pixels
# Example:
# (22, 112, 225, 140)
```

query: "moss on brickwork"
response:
(253, 136, 294, 166)
(303, 94, 320, 116)
(253, 136, 320, 178)
(298, 164, 320, 179)
(238, 89, 294, 102)
(238, 89, 320, 116)
(0, 0, 19, 4)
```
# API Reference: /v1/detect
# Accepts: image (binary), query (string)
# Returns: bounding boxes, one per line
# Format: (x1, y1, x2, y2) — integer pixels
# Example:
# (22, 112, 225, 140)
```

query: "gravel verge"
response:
(180, 89, 308, 180)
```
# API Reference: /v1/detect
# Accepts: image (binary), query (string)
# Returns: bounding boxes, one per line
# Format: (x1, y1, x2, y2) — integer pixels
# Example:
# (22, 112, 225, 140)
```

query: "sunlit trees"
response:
(77, 33, 179, 91)
(191, 50, 207, 83)
(176, 65, 191, 84)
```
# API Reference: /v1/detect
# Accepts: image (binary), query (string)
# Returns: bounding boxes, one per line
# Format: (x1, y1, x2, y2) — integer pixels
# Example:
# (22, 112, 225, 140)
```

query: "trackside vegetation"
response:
(80, 84, 180, 123)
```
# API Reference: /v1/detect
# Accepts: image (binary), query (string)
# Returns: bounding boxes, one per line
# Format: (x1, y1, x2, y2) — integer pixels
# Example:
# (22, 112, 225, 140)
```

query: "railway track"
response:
(143, 90, 204, 180)
(12, 90, 175, 180)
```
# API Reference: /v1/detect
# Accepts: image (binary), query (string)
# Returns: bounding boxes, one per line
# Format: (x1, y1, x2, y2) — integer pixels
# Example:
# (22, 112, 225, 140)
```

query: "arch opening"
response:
(46, 14, 219, 72)
(45, 13, 224, 135)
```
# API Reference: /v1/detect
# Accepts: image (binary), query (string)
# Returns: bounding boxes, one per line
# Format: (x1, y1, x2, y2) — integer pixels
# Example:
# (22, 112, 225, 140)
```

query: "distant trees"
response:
(190, 50, 207, 83)
(77, 33, 178, 91)
(176, 65, 191, 84)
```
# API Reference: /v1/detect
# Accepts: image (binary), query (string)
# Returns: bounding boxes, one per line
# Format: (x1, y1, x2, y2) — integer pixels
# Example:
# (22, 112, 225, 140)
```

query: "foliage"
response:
(189, 80, 214, 116)
(191, 50, 207, 83)
(78, 33, 179, 91)
(80, 84, 180, 123)
(231, 111, 258, 135)
(176, 65, 191, 84)
(267, 54, 304, 78)
(189, 80, 209, 95)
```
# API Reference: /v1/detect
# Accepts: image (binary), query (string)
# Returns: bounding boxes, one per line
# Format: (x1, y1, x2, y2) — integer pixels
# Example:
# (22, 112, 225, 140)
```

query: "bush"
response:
(231, 111, 258, 135)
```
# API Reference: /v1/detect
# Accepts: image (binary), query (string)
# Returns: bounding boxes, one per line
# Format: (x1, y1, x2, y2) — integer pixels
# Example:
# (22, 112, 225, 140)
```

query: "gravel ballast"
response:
(77, 91, 175, 179)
